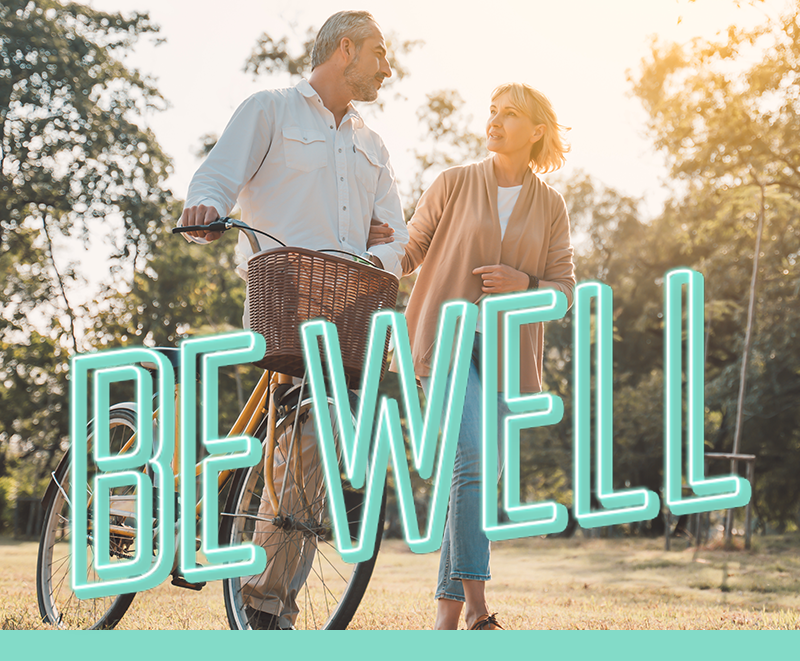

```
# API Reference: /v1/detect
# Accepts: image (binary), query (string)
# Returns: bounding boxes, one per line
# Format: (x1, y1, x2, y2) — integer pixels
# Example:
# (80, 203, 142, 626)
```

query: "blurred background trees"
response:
(1, 0, 172, 529)
(627, 0, 800, 531)
(2, 0, 798, 539)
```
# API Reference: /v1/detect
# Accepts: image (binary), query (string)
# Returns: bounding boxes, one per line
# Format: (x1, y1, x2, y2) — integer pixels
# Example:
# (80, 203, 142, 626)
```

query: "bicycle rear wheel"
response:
(221, 394, 385, 630)
(36, 406, 139, 629)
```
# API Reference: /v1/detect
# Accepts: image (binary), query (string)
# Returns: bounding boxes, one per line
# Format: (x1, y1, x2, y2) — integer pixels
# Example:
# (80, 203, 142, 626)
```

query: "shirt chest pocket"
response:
(282, 127, 327, 172)
(354, 141, 381, 192)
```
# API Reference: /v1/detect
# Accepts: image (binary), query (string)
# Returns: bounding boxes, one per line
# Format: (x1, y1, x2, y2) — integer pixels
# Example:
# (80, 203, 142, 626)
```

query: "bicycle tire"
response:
(221, 392, 385, 630)
(36, 406, 138, 629)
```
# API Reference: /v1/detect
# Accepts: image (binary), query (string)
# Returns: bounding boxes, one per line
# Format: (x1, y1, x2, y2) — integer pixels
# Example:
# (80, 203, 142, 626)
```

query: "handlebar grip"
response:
(171, 219, 229, 234)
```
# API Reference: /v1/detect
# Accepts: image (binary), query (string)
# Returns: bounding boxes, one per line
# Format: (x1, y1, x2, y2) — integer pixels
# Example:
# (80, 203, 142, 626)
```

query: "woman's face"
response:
(485, 93, 545, 159)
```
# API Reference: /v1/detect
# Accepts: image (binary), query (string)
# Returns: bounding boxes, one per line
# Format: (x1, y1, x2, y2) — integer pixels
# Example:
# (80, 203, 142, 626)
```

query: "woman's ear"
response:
(531, 124, 546, 144)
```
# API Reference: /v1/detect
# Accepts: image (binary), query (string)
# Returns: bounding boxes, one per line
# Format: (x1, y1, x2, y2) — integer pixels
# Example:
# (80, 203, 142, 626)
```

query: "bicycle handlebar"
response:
(171, 219, 231, 234)
(172, 217, 280, 254)
(172, 217, 377, 267)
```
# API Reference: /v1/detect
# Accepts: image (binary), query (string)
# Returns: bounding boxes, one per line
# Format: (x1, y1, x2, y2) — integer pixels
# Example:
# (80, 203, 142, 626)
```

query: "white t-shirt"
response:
(497, 185, 522, 239)
(475, 184, 525, 333)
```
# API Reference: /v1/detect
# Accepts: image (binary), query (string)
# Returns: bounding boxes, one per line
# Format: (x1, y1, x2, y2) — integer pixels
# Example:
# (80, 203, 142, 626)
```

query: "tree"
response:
(0, 0, 173, 527)
(406, 89, 485, 220)
(1, 1, 172, 342)
(85, 219, 260, 431)
(629, 1, 800, 530)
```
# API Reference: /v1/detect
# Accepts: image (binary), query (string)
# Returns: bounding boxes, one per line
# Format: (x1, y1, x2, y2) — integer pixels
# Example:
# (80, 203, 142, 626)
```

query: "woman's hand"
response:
(472, 264, 530, 294)
(367, 220, 395, 247)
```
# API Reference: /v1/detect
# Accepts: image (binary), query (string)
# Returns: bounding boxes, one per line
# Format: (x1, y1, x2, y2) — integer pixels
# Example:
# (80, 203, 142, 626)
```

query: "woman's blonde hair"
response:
(491, 82, 570, 173)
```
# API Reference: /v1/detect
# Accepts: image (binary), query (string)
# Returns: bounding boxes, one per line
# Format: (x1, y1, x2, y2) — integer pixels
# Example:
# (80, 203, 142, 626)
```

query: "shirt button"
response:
(342, 206, 347, 210)
(330, 125, 334, 129)
(340, 177, 344, 181)
(338, 148, 342, 153)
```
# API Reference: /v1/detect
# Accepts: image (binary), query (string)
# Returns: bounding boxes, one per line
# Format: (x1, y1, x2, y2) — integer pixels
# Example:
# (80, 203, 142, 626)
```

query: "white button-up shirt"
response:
(185, 79, 408, 277)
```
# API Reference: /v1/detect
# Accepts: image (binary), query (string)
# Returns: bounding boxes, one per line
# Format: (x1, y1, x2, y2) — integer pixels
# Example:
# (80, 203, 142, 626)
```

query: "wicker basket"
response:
(246, 247, 399, 383)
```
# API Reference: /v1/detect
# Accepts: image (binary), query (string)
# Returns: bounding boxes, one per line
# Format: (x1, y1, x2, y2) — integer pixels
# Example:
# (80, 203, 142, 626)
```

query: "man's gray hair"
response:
(311, 11, 376, 69)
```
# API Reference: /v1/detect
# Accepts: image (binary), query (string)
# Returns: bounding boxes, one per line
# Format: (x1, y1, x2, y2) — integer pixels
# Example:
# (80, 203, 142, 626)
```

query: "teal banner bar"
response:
(0, 631, 791, 661)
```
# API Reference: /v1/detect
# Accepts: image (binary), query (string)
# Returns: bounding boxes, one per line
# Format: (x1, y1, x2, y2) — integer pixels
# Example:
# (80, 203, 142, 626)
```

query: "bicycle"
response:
(36, 218, 398, 630)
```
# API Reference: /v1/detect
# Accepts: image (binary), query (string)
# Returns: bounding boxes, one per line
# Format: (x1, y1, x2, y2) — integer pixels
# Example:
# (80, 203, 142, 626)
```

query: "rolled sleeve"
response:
(401, 172, 446, 275)
(368, 154, 408, 278)
(542, 196, 576, 308)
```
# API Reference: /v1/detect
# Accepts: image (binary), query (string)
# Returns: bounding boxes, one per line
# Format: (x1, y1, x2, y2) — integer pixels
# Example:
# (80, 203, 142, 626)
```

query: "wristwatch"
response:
(527, 274, 540, 290)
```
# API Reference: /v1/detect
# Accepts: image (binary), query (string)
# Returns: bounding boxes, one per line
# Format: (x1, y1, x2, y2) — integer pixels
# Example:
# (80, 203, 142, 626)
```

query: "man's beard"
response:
(344, 55, 380, 103)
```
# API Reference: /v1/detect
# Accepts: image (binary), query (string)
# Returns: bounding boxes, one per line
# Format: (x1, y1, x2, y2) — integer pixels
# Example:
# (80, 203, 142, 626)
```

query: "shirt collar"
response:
(296, 78, 319, 99)
(296, 79, 365, 129)
(342, 105, 365, 129)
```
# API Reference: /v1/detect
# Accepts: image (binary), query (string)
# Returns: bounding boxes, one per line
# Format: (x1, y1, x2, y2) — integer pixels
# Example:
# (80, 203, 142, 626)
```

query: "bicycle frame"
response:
(86, 367, 303, 556)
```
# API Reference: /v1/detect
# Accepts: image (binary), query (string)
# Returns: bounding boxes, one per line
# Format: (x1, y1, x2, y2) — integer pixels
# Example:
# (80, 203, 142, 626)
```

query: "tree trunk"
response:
(725, 176, 766, 548)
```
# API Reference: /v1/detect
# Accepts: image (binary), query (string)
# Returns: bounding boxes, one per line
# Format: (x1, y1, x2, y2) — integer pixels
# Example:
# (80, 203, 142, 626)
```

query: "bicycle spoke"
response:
(37, 411, 139, 629)
(222, 399, 383, 630)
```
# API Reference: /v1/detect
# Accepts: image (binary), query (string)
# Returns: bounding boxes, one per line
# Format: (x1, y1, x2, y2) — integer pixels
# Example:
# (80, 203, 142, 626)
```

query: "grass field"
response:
(3, 533, 799, 630)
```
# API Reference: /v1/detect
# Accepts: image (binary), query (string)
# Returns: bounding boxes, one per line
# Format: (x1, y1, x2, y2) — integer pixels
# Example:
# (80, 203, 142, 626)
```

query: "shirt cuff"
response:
(368, 245, 401, 278)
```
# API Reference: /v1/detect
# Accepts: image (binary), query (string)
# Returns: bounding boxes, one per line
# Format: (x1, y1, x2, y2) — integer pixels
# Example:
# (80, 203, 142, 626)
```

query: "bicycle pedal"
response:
(171, 573, 206, 591)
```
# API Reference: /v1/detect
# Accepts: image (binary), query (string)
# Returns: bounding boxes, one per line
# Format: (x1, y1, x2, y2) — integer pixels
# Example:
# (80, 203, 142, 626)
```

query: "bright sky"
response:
(71, 0, 788, 299)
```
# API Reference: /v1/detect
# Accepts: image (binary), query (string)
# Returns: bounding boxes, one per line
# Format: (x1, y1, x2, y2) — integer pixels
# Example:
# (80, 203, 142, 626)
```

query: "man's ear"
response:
(338, 36, 356, 64)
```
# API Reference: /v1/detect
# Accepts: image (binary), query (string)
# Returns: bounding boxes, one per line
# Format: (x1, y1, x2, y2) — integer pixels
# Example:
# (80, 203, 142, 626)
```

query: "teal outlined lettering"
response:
(573, 282, 660, 528)
(664, 269, 751, 515)
(66, 268, 754, 595)
(481, 290, 569, 541)
(300, 301, 476, 563)
(179, 332, 268, 583)
(71, 349, 175, 598)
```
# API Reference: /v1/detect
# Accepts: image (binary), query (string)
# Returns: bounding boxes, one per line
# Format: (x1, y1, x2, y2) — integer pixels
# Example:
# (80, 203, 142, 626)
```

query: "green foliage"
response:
(0, 327, 69, 514)
(0, 0, 172, 263)
(629, 2, 800, 193)
(85, 220, 261, 430)
(87, 219, 245, 348)
(406, 90, 485, 220)
(627, 1, 800, 529)
(1, 0, 172, 504)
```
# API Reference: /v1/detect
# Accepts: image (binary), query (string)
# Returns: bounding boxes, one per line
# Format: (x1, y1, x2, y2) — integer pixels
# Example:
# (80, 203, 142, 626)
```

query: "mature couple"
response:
(179, 10, 575, 631)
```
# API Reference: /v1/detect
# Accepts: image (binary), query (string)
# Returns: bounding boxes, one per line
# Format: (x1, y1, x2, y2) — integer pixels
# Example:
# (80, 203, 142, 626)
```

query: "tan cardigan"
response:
(401, 157, 575, 393)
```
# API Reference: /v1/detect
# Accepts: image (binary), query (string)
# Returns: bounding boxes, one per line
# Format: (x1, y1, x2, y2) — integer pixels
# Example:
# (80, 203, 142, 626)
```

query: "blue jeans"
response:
(420, 337, 510, 602)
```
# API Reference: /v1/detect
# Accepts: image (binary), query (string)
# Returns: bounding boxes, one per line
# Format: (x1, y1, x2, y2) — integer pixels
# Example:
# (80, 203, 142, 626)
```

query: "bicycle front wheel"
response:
(36, 406, 139, 629)
(221, 394, 385, 630)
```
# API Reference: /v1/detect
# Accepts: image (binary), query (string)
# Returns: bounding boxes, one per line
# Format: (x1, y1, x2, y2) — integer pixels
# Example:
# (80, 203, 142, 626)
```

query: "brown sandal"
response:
(469, 613, 506, 630)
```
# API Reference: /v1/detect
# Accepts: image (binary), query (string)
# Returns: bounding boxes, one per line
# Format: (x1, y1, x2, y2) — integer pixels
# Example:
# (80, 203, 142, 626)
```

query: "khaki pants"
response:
(241, 413, 324, 629)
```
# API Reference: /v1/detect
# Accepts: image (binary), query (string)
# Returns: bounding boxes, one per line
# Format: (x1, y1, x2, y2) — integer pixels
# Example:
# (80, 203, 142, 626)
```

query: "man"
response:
(179, 11, 408, 629)
(179, 10, 407, 282)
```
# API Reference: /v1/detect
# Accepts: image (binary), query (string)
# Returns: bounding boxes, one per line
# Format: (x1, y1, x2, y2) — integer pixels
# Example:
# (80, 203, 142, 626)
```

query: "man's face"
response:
(343, 22, 392, 103)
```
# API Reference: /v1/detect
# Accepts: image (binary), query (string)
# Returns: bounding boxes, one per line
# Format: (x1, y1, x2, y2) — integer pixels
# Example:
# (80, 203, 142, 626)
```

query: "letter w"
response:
(300, 301, 477, 564)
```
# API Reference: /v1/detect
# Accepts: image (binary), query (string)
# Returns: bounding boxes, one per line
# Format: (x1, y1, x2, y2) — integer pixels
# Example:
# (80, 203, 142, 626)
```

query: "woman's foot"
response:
(468, 613, 506, 630)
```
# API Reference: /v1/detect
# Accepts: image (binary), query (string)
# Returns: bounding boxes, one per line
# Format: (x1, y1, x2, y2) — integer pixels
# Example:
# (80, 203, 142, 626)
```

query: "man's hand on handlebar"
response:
(178, 204, 223, 242)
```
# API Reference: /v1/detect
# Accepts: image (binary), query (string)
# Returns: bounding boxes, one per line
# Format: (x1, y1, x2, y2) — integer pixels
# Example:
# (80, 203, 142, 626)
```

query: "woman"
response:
(370, 82, 574, 630)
